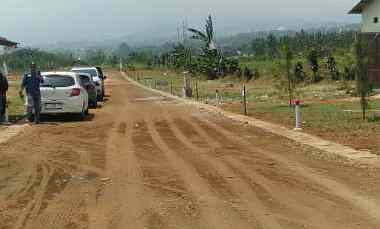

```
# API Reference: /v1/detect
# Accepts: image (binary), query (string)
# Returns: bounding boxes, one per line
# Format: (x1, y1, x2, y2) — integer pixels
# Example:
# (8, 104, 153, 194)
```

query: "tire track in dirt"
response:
(12, 162, 53, 229)
(0, 160, 38, 228)
(27, 181, 88, 229)
(93, 77, 200, 229)
(7, 161, 37, 201)
(97, 121, 151, 229)
(147, 118, 254, 229)
(195, 116, 380, 227)
(92, 80, 168, 229)
(224, 156, 344, 228)
(177, 117, 344, 228)
(132, 120, 201, 229)
(166, 115, 283, 229)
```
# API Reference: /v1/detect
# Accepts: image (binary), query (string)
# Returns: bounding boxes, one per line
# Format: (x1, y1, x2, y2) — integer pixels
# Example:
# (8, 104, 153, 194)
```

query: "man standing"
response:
(0, 72, 8, 123)
(19, 63, 43, 124)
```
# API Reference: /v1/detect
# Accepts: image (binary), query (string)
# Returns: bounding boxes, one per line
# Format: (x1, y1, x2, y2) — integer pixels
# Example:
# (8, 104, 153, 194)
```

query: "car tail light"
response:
(70, 88, 81, 97)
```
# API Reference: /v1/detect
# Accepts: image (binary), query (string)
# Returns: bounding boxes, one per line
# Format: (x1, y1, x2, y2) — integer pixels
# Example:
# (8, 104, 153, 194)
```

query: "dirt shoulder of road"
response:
(122, 71, 380, 166)
(3, 71, 380, 229)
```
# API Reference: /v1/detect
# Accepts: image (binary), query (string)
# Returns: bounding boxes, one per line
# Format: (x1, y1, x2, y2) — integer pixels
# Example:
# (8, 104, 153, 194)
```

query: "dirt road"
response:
(1, 72, 380, 229)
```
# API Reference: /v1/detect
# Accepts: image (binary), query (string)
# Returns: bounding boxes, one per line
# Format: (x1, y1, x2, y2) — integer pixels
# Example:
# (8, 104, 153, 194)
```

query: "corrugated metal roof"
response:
(0, 37, 18, 47)
(349, 0, 372, 14)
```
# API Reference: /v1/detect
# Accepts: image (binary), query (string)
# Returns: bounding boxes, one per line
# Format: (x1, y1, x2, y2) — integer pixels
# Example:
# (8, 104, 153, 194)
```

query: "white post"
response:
(119, 58, 123, 72)
(215, 90, 220, 106)
(294, 100, 302, 130)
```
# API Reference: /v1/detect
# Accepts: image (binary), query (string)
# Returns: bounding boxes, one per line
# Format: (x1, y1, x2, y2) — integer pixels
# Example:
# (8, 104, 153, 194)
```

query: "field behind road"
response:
(1, 71, 380, 229)
(128, 69, 380, 155)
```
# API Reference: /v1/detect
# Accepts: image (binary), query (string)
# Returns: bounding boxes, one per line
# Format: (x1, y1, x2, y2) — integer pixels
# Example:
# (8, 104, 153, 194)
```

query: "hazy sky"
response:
(1, 0, 360, 45)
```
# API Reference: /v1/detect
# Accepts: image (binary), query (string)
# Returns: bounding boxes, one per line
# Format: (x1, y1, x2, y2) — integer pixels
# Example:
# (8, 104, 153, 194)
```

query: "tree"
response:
(85, 49, 107, 66)
(267, 34, 279, 59)
(252, 38, 266, 57)
(308, 49, 320, 83)
(355, 34, 371, 120)
(188, 15, 217, 51)
(327, 54, 340, 81)
(0, 48, 73, 72)
(117, 42, 132, 58)
(294, 62, 306, 83)
(188, 14, 224, 79)
(243, 66, 253, 82)
(280, 37, 294, 106)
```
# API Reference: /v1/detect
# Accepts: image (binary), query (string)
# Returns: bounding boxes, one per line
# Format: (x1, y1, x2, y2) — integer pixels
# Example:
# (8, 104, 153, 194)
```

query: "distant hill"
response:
(35, 22, 360, 54)
(218, 23, 360, 49)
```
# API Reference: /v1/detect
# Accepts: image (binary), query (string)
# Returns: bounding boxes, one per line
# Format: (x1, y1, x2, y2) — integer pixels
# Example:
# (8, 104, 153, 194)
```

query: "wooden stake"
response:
(170, 80, 173, 95)
(195, 80, 199, 101)
(242, 84, 247, 116)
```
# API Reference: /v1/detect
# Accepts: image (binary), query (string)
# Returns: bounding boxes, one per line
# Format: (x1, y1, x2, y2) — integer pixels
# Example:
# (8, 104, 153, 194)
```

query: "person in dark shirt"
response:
(19, 63, 43, 124)
(0, 72, 8, 123)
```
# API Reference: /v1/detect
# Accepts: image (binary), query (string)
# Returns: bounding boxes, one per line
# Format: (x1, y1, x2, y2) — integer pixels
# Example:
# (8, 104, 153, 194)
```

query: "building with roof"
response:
(350, 0, 380, 87)
(0, 37, 17, 48)
(350, 0, 380, 33)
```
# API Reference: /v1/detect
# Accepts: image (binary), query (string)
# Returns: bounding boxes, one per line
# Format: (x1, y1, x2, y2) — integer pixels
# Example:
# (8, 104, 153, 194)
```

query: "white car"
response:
(71, 67, 104, 101)
(40, 72, 89, 119)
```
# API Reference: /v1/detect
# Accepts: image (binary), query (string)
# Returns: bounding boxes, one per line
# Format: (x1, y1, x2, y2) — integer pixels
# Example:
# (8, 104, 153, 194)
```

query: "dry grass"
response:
(6, 74, 25, 121)
(128, 69, 380, 154)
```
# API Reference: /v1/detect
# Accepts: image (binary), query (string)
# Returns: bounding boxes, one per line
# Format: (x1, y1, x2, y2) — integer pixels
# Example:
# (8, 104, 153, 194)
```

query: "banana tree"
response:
(188, 15, 217, 51)
(188, 15, 224, 79)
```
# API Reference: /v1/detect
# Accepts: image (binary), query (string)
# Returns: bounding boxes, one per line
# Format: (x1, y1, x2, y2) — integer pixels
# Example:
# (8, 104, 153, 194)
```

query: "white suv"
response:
(40, 72, 89, 119)
(71, 67, 104, 101)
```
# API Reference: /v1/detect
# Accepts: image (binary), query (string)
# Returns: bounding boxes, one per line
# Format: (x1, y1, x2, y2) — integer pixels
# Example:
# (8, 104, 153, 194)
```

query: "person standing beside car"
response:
(19, 63, 43, 124)
(0, 72, 9, 123)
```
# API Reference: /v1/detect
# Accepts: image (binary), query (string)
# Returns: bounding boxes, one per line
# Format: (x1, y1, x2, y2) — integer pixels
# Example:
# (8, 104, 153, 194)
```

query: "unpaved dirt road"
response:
(2, 72, 380, 229)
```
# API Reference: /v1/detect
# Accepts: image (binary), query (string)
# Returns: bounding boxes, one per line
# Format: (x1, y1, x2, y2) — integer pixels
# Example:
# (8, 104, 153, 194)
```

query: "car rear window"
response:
(72, 69, 98, 77)
(42, 75, 75, 88)
(79, 75, 90, 84)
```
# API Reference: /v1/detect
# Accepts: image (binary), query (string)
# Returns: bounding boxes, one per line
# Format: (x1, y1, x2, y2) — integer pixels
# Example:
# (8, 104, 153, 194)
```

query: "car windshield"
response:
(79, 75, 90, 84)
(72, 69, 98, 78)
(42, 75, 75, 88)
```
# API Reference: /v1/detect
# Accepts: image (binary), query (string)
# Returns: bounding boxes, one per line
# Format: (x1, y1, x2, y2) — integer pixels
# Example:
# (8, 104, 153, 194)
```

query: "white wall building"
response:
(350, 0, 380, 33)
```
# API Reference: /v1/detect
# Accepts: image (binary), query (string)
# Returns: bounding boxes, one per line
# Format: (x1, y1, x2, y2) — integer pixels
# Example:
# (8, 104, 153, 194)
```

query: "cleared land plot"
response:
(2, 72, 380, 229)
(128, 69, 380, 155)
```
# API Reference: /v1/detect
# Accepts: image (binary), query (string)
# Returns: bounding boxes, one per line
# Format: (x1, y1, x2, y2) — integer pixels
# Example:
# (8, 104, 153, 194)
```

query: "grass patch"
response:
(6, 74, 25, 122)
(128, 69, 380, 154)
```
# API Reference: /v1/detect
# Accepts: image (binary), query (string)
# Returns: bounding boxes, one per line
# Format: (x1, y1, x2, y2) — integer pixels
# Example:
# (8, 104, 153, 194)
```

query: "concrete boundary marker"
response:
(121, 72, 380, 165)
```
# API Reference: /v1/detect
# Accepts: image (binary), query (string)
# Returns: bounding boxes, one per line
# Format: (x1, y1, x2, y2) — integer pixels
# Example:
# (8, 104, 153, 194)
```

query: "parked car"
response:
(71, 67, 104, 101)
(40, 72, 89, 119)
(78, 73, 97, 108)
(96, 66, 107, 97)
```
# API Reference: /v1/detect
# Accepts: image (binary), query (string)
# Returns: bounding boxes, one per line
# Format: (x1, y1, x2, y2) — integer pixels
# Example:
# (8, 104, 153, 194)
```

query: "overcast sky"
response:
(0, 0, 360, 45)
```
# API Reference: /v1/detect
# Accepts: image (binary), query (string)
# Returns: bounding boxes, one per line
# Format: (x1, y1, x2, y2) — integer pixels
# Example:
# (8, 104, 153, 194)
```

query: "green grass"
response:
(245, 100, 380, 154)
(128, 68, 380, 154)
(7, 75, 25, 121)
